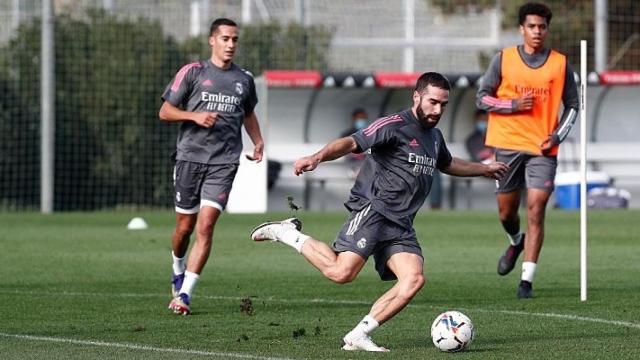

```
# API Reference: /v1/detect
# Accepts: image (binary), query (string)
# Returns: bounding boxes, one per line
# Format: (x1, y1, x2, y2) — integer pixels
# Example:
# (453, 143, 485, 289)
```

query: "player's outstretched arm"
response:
(243, 111, 264, 162)
(442, 157, 509, 180)
(294, 136, 358, 176)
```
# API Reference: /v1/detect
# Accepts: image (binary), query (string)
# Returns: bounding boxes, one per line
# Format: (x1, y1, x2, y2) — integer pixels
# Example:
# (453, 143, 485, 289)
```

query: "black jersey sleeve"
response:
(161, 62, 199, 108)
(244, 74, 258, 114)
(436, 132, 453, 170)
(351, 115, 402, 153)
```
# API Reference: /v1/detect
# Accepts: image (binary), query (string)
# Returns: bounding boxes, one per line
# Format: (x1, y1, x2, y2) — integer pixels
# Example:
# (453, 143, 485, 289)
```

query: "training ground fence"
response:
(0, 0, 638, 211)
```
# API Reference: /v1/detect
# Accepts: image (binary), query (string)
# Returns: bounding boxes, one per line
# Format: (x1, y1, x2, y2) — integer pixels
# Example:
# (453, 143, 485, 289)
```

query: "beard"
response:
(416, 104, 439, 129)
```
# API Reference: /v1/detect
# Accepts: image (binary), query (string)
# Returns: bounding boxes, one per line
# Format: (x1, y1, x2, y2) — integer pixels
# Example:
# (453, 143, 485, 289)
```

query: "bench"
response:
(449, 142, 640, 208)
(267, 143, 354, 210)
(266, 142, 640, 210)
(557, 142, 640, 181)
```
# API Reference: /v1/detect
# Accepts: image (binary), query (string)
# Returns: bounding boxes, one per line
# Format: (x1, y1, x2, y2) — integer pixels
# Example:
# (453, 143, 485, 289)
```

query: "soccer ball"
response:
(430, 311, 475, 352)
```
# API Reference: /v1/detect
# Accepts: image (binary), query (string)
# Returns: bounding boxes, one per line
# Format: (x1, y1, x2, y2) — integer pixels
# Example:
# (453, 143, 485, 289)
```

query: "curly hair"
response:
(518, 2, 553, 25)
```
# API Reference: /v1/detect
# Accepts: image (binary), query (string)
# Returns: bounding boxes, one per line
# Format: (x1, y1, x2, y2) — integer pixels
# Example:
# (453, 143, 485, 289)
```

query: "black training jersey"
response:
(347, 109, 452, 230)
(162, 60, 258, 165)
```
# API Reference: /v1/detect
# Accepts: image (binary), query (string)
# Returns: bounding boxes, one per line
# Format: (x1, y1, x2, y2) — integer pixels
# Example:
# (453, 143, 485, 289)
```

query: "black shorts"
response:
(495, 149, 557, 193)
(173, 160, 238, 214)
(333, 205, 422, 281)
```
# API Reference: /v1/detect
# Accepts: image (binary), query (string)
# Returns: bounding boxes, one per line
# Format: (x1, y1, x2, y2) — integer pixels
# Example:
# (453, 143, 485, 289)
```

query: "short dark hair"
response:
(518, 2, 552, 25)
(209, 18, 238, 36)
(415, 72, 450, 94)
(351, 108, 367, 118)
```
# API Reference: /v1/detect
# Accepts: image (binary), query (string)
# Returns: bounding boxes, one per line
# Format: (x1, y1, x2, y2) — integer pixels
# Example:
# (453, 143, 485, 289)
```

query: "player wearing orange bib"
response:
(476, 2, 579, 299)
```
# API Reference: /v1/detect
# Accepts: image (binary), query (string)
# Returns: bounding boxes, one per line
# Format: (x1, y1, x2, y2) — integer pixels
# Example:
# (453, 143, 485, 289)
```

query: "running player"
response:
(476, 2, 579, 298)
(159, 18, 264, 315)
(251, 72, 509, 352)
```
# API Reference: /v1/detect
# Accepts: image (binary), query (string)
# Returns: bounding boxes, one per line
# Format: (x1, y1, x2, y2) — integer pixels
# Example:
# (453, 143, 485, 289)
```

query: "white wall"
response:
(261, 83, 640, 210)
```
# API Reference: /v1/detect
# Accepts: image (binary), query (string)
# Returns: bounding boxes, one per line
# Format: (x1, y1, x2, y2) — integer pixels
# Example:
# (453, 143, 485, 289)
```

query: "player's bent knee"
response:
(196, 222, 214, 235)
(499, 211, 518, 223)
(526, 208, 545, 225)
(324, 268, 357, 284)
(175, 225, 195, 238)
(196, 218, 218, 237)
(328, 273, 354, 285)
(413, 274, 426, 291)
(401, 273, 425, 297)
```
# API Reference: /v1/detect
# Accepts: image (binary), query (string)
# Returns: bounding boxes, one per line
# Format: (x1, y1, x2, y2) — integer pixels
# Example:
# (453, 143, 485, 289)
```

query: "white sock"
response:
(521, 262, 537, 283)
(349, 315, 379, 337)
(508, 232, 524, 246)
(279, 228, 310, 253)
(172, 251, 186, 275)
(179, 270, 200, 297)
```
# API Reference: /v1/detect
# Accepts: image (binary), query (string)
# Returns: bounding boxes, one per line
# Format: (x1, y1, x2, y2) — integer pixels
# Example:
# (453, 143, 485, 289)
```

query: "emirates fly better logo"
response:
(201, 91, 241, 112)
(408, 152, 436, 176)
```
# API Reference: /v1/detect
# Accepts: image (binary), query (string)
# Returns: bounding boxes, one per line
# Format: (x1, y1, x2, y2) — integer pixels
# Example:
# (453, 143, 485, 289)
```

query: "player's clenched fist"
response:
(483, 161, 509, 180)
(514, 92, 534, 111)
(193, 112, 218, 128)
(294, 156, 320, 176)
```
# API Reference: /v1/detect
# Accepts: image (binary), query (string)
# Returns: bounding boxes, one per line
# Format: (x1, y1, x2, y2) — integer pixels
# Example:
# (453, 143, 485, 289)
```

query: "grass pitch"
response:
(0, 210, 639, 359)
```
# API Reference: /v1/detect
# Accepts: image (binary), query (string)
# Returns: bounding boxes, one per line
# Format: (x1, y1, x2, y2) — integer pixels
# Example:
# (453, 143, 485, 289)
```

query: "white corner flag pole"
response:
(580, 40, 588, 302)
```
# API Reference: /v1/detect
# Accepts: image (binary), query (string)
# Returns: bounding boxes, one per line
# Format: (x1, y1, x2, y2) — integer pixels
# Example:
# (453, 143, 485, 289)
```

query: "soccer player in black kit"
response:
(160, 18, 264, 315)
(251, 72, 509, 352)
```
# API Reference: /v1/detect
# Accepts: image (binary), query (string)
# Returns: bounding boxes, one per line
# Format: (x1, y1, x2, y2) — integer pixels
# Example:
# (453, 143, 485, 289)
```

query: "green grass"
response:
(0, 210, 639, 359)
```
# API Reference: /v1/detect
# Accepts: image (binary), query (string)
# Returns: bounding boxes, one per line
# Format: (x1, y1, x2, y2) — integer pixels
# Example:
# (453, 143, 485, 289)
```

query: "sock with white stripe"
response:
(279, 228, 310, 253)
(521, 262, 537, 283)
(508, 232, 524, 246)
(172, 251, 186, 275)
(179, 271, 200, 297)
(347, 315, 380, 338)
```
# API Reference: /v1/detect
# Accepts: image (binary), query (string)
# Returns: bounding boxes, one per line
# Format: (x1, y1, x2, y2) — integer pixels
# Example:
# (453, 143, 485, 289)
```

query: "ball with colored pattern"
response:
(430, 311, 475, 352)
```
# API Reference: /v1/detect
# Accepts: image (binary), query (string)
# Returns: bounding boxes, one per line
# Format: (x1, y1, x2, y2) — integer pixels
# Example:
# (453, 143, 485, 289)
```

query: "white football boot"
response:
(250, 218, 302, 242)
(342, 332, 390, 352)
